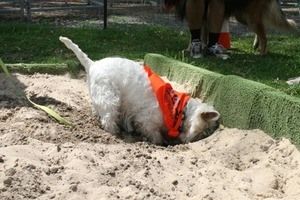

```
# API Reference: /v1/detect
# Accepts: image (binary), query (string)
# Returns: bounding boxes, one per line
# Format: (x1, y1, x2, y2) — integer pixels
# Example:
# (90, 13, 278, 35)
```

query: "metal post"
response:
(20, 0, 25, 20)
(103, 0, 107, 29)
(298, 0, 300, 15)
(25, 0, 32, 22)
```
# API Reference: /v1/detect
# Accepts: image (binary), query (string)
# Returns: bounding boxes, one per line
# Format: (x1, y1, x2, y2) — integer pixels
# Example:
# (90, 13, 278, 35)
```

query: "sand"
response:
(0, 73, 300, 200)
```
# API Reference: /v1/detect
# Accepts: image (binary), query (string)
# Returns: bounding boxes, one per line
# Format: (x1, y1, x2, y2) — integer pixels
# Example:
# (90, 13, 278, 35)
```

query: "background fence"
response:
(0, 1, 104, 21)
(0, 0, 299, 29)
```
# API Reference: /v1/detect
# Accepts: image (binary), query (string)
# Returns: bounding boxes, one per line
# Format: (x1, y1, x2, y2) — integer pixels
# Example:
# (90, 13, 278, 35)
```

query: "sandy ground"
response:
(1, 73, 300, 200)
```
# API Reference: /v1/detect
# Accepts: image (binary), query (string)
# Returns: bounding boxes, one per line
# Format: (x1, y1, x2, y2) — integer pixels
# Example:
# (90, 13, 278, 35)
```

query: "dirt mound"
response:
(0, 73, 300, 200)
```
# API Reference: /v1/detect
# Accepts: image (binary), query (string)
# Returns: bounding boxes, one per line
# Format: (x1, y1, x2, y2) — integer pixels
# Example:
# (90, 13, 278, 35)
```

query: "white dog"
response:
(287, 77, 300, 85)
(59, 36, 220, 145)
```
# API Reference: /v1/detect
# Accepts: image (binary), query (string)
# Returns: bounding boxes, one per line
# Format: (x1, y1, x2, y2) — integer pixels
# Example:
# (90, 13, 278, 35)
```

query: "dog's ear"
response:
(200, 111, 220, 122)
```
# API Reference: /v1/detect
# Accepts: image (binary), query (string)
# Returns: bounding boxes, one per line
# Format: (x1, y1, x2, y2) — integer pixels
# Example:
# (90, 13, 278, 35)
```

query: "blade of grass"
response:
(0, 58, 11, 76)
(27, 96, 73, 126)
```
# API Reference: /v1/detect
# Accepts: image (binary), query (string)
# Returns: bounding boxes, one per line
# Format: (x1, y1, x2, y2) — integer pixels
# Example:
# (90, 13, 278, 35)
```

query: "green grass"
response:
(0, 21, 299, 97)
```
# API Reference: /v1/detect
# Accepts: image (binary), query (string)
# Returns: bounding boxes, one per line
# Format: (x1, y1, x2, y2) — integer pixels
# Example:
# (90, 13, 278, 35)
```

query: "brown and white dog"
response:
(165, 0, 298, 55)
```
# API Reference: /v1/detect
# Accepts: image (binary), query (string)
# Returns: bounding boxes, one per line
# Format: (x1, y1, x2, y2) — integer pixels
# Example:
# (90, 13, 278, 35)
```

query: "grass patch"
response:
(0, 21, 299, 97)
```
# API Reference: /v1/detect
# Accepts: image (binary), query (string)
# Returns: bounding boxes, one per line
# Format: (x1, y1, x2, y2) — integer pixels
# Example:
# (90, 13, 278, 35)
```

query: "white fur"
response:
(287, 76, 300, 85)
(59, 36, 220, 144)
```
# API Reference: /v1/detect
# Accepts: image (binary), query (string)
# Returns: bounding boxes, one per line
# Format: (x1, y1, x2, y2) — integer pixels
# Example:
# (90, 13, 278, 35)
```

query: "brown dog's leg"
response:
(252, 23, 267, 55)
(253, 34, 259, 50)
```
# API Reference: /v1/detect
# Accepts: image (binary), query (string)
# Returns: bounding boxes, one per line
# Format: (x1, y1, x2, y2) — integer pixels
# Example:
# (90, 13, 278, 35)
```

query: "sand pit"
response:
(0, 73, 300, 200)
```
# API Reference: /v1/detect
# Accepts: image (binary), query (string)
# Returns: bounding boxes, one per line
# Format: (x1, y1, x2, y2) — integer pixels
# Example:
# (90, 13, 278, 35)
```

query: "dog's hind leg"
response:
(253, 34, 259, 50)
(91, 83, 121, 134)
(252, 23, 267, 55)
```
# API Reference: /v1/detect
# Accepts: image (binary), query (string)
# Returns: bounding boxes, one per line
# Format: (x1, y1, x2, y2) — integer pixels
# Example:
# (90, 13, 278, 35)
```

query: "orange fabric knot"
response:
(144, 65, 190, 138)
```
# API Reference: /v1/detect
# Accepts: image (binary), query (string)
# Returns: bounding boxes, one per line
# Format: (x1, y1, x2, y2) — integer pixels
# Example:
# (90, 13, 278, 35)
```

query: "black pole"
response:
(103, 0, 107, 29)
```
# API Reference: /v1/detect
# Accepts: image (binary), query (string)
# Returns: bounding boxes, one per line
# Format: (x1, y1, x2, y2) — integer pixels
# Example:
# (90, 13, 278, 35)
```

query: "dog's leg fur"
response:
(246, 0, 297, 55)
(91, 83, 121, 134)
(258, 0, 297, 54)
(255, 23, 267, 55)
(253, 34, 259, 50)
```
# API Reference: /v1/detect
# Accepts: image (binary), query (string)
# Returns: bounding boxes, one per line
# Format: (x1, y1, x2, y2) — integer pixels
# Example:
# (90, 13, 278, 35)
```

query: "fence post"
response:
(25, 0, 32, 21)
(19, 0, 25, 20)
(103, 0, 107, 29)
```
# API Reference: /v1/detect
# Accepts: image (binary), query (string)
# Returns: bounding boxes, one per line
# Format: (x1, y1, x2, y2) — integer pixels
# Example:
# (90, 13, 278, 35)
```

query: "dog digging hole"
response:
(0, 73, 201, 146)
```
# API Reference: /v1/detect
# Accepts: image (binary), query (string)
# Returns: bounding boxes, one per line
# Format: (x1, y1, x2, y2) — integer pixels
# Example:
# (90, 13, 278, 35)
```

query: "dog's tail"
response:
(265, 0, 298, 32)
(59, 36, 93, 72)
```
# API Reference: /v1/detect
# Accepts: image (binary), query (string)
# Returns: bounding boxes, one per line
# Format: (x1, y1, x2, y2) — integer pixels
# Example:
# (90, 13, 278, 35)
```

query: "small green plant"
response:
(0, 58, 10, 77)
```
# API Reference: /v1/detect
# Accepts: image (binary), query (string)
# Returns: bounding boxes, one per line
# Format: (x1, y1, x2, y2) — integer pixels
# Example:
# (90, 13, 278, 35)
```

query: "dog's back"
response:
(264, 0, 297, 31)
(227, 0, 297, 31)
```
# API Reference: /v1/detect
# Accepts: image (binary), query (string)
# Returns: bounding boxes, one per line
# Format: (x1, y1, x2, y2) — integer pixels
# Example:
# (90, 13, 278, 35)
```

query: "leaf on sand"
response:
(1, 58, 72, 126)
(27, 96, 73, 126)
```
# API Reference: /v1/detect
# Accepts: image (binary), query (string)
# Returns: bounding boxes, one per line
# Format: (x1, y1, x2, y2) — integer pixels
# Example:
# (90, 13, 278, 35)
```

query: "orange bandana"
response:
(144, 65, 190, 138)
